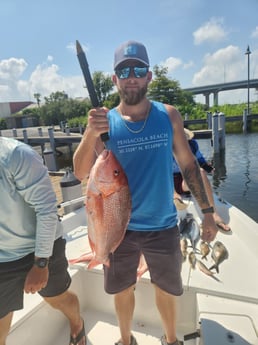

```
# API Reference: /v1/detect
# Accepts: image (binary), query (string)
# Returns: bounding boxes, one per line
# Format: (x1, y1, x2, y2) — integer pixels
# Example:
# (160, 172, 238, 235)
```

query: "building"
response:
(0, 101, 39, 129)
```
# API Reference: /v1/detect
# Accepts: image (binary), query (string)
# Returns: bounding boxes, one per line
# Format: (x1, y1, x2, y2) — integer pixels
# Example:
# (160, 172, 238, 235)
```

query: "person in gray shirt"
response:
(0, 137, 86, 345)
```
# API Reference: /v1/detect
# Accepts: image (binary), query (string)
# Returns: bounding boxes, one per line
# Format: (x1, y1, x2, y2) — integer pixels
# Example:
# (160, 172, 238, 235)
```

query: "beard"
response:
(118, 84, 148, 105)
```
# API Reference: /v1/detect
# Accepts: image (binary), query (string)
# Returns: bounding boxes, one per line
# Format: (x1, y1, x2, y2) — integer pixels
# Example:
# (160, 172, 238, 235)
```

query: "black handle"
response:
(76, 40, 109, 142)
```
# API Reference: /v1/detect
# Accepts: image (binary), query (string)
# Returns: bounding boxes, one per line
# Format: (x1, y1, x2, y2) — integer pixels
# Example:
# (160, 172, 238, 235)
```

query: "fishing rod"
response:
(76, 40, 109, 142)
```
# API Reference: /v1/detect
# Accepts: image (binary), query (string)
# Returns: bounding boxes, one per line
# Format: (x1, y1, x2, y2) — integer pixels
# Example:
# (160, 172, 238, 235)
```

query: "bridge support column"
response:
(203, 93, 210, 108)
(213, 92, 219, 106)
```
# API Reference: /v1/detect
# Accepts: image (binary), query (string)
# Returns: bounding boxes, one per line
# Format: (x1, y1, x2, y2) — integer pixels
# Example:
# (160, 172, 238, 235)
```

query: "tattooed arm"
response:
(181, 158, 210, 208)
(165, 104, 218, 242)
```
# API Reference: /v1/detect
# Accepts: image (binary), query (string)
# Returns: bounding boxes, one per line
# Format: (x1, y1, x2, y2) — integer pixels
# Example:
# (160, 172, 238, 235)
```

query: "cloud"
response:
(0, 58, 29, 101)
(192, 45, 258, 105)
(192, 45, 243, 86)
(47, 55, 54, 62)
(193, 17, 227, 45)
(0, 58, 28, 80)
(0, 56, 88, 102)
(183, 60, 194, 70)
(251, 26, 258, 38)
(27, 63, 86, 101)
(161, 56, 182, 74)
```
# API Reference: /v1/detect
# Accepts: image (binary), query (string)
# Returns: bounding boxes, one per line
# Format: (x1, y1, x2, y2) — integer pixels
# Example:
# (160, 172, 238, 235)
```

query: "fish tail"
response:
(209, 264, 219, 273)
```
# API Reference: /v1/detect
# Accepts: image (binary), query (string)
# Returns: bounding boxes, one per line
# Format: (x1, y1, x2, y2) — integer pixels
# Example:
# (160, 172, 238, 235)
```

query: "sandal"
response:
(216, 221, 232, 234)
(115, 335, 138, 345)
(160, 335, 183, 345)
(70, 320, 86, 345)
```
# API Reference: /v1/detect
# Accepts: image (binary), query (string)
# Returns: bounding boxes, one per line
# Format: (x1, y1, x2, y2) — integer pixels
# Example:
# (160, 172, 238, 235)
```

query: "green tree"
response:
(44, 91, 68, 104)
(104, 92, 120, 109)
(0, 118, 7, 130)
(92, 71, 114, 104)
(148, 65, 195, 107)
(39, 91, 90, 125)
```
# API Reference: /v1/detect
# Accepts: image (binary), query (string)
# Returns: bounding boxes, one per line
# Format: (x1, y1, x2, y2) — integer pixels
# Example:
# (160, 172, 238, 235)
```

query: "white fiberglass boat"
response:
(7, 194, 258, 345)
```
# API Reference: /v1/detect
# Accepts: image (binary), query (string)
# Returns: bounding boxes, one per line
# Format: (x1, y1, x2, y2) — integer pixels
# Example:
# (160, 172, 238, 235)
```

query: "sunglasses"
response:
(115, 66, 149, 79)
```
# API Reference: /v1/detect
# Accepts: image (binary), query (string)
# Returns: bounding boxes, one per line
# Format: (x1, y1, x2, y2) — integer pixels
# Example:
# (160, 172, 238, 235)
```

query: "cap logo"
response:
(124, 44, 138, 57)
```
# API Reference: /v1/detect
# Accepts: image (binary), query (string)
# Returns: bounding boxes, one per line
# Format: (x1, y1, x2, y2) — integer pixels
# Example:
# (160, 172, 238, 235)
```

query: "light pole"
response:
(245, 45, 251, 115)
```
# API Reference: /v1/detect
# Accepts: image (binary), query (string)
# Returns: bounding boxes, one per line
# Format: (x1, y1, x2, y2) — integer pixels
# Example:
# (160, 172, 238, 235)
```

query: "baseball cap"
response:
(114, 40, 149, 69)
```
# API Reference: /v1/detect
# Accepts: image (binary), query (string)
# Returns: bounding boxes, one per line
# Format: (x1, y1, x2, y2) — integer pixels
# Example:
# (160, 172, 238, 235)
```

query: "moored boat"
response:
(7, 194, 258, 345)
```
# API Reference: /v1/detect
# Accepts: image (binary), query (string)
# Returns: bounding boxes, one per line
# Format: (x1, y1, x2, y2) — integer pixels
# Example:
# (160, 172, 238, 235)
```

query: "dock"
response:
(0, 126, 82, 150)
(0, 112, 227, 162)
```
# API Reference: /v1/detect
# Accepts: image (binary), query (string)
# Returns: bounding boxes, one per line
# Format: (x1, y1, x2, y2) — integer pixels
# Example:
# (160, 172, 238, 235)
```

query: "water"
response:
(57, 133, 258, 223)
(197, 133, 258, 222)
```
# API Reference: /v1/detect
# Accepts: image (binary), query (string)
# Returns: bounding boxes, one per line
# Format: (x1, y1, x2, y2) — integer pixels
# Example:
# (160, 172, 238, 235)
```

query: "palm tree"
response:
(34, 93, 41, 107)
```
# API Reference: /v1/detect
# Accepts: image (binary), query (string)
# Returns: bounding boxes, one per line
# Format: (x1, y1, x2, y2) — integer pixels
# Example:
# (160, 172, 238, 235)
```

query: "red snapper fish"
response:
(85, 149, 131, 269)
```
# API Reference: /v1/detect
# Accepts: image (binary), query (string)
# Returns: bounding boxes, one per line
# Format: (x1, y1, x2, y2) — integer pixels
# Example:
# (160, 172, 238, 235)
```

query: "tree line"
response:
(19, 66, 197, 129)
(2, 65, 256, 132)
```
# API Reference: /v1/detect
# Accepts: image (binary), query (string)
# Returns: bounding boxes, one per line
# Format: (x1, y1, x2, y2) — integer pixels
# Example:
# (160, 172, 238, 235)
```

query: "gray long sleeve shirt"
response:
(0, 137, 62, 262)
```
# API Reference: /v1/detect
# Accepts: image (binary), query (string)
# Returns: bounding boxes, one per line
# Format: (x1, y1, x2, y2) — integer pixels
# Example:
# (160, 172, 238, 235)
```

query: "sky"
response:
(1, 0, 258, 106)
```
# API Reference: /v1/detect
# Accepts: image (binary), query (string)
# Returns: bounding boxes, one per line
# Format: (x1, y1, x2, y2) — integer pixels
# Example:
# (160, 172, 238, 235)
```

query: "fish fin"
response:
(87, 258, 110, 270)
(69, 252, 94, 264)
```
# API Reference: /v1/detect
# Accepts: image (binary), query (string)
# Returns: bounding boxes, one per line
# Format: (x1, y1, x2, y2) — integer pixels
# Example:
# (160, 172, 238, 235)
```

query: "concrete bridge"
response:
(183, 79, 258, 107)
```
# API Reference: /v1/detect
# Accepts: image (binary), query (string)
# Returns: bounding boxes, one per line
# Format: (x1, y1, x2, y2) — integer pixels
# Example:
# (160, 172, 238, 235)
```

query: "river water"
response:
(197, 132, 258, 222)
(57, 132, 258, 223)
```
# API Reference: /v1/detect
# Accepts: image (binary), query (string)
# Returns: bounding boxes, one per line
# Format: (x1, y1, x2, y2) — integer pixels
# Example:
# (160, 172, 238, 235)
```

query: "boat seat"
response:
(196, 293, 258, 345)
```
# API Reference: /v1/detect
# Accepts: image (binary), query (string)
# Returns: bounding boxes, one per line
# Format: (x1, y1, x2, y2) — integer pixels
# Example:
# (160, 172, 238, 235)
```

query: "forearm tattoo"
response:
(182, 159, 209, 206)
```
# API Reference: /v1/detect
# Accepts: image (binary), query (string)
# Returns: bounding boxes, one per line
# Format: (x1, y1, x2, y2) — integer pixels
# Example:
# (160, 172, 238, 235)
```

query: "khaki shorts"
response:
(0, 237, 71, 318)
(104, 227, 183, 296)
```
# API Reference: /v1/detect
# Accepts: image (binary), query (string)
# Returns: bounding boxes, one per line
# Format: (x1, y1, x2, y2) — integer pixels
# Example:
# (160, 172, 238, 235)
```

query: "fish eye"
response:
(114, 169, 120, 176)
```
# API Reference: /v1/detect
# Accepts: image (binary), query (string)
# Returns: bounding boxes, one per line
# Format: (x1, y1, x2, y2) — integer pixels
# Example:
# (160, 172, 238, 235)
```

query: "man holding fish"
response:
(73, 40, 218, 345)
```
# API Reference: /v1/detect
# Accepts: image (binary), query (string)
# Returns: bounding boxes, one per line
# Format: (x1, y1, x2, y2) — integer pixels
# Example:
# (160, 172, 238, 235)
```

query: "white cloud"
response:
(193, 17, 227, 45)
(0, 58, 28, 80)
(0, 58, 29, 101)
(27, 63, 86, 101)
(0, 56, 88, 102)
(251, 26, 258, 38)
(192, 45, 243, 86)
(161, 56, 182, 74)
(192, 45, 258, 105)
(47, 55, 54, 62)
(183, 60, 194, 70)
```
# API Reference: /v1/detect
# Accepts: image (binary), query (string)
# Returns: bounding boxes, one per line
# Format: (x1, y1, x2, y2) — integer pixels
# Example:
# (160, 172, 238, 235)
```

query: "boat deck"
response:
(7, 196, 258, 345)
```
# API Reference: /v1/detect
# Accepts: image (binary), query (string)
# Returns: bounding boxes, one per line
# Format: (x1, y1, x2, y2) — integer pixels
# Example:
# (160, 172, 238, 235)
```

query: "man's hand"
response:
(201, 213, 218, 242)
(87, 107, 109, 138)
(24, 266, 49, 294)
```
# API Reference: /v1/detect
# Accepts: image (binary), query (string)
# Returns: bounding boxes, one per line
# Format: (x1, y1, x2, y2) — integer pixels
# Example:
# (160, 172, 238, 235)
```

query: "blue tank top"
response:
(106, 101, 177, 231)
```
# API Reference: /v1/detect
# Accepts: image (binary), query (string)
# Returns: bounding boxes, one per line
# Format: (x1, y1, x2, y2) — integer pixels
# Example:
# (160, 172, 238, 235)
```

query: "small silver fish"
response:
(179, 213, 200, 250)
(197, 260, 221, 282)
(200, 241, 210, 260)
(197, 260, 214, 277)
(209, 241, 229, 273)
(180, 237, 188, 262)
(189, 251, 197, 269)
